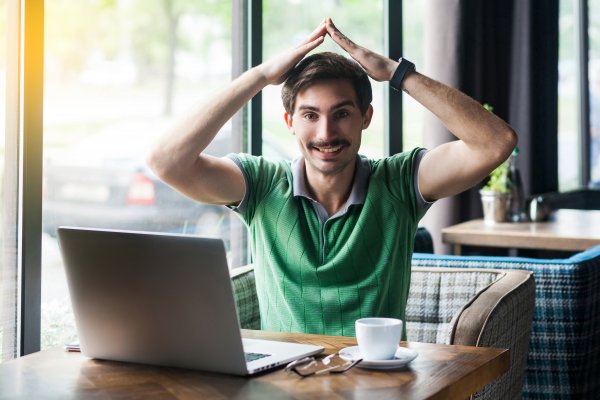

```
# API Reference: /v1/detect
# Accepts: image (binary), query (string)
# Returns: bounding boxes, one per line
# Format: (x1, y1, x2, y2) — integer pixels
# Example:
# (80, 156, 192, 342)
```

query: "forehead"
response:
(294, 79, 359, 112)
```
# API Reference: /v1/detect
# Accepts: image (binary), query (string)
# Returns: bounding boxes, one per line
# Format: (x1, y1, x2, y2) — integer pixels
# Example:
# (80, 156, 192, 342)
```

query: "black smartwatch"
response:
(389, 57, 415, 92)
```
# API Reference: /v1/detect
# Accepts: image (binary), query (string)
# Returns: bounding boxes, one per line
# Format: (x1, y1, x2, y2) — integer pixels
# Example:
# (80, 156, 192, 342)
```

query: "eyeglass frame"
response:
(284, 352, 362, 377)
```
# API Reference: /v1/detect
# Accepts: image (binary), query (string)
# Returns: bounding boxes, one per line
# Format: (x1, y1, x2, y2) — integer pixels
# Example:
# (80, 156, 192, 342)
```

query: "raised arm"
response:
(325, 18, 517, 201)
(147, 21, 327, 205)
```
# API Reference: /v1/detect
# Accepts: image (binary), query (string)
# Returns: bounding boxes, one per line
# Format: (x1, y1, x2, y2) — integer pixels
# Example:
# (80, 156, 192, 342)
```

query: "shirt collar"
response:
(291, 155, 371, 207)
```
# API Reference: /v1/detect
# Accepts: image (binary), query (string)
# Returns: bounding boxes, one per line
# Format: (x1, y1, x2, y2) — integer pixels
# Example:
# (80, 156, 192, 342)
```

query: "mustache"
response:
(308, 139, 350, 148)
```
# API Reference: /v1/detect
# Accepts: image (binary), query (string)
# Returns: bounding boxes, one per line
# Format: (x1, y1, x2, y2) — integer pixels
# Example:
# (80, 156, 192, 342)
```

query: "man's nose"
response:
(315, 117, 336, 141)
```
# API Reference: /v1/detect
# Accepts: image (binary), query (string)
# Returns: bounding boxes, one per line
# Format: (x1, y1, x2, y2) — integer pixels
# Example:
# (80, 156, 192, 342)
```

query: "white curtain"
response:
(419, 0, 462, 254)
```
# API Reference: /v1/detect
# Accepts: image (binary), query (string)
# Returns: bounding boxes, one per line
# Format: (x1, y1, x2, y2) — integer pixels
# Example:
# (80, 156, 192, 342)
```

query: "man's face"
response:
(284, 79, 373, 177)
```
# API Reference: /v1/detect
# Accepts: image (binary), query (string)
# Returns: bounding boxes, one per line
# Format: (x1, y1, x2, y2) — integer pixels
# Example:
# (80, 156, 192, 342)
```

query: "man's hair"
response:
(281, 52, 372, 115)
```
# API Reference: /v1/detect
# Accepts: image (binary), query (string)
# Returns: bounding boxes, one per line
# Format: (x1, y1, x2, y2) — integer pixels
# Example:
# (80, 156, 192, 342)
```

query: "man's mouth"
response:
(310, 140, 349, 154)
(313, 145, 344, 153)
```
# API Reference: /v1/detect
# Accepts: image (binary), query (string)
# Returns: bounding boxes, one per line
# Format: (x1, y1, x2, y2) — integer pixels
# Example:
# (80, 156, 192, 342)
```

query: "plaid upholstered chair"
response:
(412, 245, 600, 399)
(230, 265, 534, 400)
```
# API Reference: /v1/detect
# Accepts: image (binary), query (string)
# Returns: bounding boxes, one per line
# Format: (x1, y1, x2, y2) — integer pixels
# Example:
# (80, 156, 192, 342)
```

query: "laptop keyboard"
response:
(245, 352, 270, 362)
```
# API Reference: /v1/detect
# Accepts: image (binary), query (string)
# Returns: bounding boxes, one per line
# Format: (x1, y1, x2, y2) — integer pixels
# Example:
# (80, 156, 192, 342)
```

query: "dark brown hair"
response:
(281, 52, 372, 115)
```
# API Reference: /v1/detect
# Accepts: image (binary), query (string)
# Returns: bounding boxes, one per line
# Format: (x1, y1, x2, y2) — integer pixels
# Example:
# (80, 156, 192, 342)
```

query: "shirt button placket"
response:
(321, 220, 329, 265)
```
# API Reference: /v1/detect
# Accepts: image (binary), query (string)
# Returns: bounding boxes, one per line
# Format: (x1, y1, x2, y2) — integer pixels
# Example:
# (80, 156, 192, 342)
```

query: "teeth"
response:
(315, 145, 342, 153)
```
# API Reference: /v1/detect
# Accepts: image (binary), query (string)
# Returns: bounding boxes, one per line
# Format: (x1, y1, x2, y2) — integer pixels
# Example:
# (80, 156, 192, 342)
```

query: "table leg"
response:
(452, 244, 462, 256)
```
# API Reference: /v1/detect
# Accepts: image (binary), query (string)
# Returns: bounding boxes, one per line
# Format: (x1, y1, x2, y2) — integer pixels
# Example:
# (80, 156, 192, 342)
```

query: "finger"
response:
(273, 36, 325, 85)
(300, 19, 328, 46)
(295, 35, 325, 56)
(325, 18, 359, 54)
(287, 35, 326, 68)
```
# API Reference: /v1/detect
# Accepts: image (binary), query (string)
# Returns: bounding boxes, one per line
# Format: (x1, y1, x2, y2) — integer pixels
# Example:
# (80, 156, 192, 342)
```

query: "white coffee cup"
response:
(355, 317, 402, 360)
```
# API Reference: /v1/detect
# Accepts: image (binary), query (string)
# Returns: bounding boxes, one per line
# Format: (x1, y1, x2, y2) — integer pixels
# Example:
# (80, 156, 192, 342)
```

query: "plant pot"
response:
(480, 190, 511, 225)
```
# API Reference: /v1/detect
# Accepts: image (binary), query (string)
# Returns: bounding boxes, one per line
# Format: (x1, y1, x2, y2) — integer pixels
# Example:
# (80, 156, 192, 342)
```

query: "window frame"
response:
(20, 0, 44, 357)
(385, 0, 404, 155)
(576, 0, 591, 186)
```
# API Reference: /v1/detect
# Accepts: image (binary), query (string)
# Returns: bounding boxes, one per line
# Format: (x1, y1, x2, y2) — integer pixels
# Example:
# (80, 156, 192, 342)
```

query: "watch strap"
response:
(390, 57, 415, 92)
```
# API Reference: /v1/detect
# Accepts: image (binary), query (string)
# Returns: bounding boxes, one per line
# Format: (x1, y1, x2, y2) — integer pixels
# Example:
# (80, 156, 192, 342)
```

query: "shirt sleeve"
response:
(225, 154, 250, 214)
(413, 149, 435, 210)
(376, 147, 433, 223)
(224, 153, 289, 225)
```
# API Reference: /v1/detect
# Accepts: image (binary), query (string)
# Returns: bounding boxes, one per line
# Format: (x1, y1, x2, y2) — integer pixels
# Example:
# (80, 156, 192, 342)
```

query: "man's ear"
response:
(362, 104, 374, 129)
(284, 112, 294, 132)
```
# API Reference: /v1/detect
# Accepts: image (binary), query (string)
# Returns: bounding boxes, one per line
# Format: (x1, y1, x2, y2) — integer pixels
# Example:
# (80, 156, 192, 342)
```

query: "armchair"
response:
(230, 265, 534, 400)
(412, 245, 600, 399)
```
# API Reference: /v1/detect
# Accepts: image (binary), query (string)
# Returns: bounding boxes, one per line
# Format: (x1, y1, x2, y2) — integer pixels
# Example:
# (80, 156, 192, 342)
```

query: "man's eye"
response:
(336, 111, 350, 118)
(304, 113, 318, 120)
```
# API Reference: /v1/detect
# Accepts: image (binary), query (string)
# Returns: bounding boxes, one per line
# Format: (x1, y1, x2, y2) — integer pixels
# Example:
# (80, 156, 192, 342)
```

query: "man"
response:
(148, 18, 517, 337)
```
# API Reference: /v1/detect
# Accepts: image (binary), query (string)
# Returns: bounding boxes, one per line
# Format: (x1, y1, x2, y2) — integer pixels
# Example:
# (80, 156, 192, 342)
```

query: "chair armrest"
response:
(455, 268, 535, 400)
(451, 269, 534, 346)
(230, 265, 260, 330)
(409, 266, 535, 400)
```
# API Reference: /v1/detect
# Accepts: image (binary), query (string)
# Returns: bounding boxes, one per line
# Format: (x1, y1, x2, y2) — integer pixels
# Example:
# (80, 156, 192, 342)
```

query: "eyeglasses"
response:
(284, 352, 362, 377)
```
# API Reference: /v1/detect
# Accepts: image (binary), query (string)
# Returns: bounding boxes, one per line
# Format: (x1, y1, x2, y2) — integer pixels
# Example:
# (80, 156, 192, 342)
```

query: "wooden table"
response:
(442, 209, 600, 254)
(0, 330, 508, 399)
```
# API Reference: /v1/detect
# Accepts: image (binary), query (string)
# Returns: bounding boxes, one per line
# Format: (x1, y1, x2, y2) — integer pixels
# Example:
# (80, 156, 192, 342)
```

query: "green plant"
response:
(482, 160, 510, 193)
(480, 102, 511, 193)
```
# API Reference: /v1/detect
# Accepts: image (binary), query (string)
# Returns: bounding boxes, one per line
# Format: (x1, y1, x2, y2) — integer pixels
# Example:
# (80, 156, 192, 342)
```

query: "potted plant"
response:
(480, 159, 511, 224)
(479, 104, 511, 224)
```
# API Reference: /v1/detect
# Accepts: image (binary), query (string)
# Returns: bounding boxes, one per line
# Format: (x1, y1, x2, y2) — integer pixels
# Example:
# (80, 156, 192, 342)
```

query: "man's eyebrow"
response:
(296, 100, 357, 112)
(297, 104, 319, 112)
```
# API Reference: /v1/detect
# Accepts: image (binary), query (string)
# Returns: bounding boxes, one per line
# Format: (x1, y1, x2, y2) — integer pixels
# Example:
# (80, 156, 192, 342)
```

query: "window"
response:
(558, 0, 599, 190)
(41, 0, 234, 350)
(261, 0, 385, 159)
(402, 0, 426, 150)
(590, 0, 600, 183)
(559, 0, 582, 190)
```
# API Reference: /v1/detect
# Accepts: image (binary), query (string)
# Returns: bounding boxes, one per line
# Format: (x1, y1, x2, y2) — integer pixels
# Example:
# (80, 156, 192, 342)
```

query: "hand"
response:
(258, 20, 327, 85)
(325, 17, 398, 82)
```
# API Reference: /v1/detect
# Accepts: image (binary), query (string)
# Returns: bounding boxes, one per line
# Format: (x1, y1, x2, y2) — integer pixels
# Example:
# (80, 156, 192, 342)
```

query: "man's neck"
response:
(303, 160, 357, 217)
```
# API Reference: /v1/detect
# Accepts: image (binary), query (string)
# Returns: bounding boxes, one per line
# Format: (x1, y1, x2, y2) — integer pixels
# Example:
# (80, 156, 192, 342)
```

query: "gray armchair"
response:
(230, 265, 534, 400)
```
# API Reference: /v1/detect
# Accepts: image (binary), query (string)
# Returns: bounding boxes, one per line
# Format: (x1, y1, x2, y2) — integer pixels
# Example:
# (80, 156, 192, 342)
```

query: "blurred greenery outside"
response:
(261, 0, 426, 158)
(42, 0, 235, 350)
(44, 0, 232, 152)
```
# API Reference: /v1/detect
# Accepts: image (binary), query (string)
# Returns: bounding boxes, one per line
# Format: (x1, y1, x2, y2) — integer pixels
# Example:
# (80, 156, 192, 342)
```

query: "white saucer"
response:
(339, 346, 418, 370)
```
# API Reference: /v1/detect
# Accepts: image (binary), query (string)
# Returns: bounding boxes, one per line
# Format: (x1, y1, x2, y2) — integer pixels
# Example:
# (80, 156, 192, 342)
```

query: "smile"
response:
(314, 145, 343, 153)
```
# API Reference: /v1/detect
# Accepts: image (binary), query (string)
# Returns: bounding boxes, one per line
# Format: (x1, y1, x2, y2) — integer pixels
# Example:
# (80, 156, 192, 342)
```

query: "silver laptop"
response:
(57, 227, 323, 375)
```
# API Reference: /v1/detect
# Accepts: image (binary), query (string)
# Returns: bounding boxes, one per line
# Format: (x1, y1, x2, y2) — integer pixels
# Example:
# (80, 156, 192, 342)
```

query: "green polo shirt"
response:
(228, 148, 429, 337)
